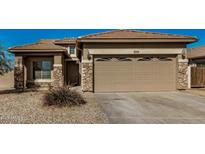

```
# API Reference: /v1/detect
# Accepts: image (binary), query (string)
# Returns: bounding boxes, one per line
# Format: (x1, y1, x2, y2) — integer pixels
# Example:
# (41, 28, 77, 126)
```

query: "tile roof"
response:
(54, 38, 77, 44)
(188, 46, 205, 59)
(79, 29, 197, 40)
(9, 39, 67, 51)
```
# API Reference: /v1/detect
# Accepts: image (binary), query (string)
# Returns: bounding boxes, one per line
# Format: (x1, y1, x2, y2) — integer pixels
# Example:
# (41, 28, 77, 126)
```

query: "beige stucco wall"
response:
(15, 56, 23, 65)
(54, 55, 62, 65)
(0, 71, 14, 89)
(82, 43, 186, 61)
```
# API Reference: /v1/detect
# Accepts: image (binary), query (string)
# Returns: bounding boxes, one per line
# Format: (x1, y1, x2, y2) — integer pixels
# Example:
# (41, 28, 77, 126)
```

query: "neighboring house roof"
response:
(9, 39, 67, 52)
(54, 38, 77, 45)
(79, 29, 198, 43)
(188, 46, 205, 59)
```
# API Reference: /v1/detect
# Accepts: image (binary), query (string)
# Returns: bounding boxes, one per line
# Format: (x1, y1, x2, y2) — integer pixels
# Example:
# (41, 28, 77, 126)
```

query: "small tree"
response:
(0, 44, 12, 75)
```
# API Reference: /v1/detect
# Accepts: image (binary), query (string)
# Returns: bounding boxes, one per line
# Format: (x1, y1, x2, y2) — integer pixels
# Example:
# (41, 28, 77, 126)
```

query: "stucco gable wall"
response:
(82, 43, 186, 61)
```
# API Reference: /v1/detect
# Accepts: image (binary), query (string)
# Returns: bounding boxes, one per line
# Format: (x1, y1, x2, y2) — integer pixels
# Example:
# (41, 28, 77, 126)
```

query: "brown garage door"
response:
(94, 55, 177, 92)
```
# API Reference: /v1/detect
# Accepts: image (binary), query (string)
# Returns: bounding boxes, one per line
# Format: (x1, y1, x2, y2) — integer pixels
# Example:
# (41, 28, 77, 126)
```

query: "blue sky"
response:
(0, 29, 204, 49)
(0, 29, 204, 59)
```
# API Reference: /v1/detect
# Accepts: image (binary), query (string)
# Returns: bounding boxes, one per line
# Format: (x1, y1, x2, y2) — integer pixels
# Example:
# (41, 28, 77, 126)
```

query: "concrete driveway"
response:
(95, 92, 205, 124)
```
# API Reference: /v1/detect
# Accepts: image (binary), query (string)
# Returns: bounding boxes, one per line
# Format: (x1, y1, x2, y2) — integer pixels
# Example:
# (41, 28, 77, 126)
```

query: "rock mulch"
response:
(0, 90, 109, 124)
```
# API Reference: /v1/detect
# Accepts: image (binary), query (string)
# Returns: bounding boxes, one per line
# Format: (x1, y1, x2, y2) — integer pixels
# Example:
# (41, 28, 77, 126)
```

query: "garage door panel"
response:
(94, 55, 176, 92)
(95, 61, 135, 92)
(134, 59, 176, 91)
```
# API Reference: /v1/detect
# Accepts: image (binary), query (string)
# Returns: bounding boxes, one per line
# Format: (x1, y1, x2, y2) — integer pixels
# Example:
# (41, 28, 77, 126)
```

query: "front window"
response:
(33, 60, 52, 79)
(69, 46, 75, 54)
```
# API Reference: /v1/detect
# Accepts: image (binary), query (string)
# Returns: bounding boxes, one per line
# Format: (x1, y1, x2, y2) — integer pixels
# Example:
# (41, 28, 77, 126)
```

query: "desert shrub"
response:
(44, 86, 86, 107)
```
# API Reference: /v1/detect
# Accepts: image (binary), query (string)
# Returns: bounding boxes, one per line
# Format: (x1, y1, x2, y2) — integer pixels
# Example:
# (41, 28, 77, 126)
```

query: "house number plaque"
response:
(134, 50, 140, 54)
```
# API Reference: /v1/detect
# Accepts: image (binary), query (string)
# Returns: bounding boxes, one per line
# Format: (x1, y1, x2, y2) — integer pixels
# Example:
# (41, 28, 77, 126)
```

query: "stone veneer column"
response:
(14, 56, 25, 90)
(52, 64, 64, 87)
(177, 59, 188, 90)
(82, 62, 93, 92)
(52, 55, 64, 87)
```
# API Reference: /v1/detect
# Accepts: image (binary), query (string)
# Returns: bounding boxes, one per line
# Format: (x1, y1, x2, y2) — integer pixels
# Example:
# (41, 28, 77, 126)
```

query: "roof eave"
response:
(188, 56, 205, 59)
(78, 38, 198, 43)
(54, 42, 76, 45)
(8, 49, 68, 56)
(9, 49, 70, 57)
(8, 49, 67, 52)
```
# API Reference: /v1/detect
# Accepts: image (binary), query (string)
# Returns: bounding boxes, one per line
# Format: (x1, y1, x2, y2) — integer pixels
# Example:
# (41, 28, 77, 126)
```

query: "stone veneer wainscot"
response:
(177, 59, 188, 89)
(14, 65, 24, 90)
(82, 62, 93, 92)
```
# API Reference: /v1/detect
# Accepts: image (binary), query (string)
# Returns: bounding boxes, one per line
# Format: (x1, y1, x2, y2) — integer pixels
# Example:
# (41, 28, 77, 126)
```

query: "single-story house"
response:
(188, 46, 205, 66)
(9, 29, 198, 92)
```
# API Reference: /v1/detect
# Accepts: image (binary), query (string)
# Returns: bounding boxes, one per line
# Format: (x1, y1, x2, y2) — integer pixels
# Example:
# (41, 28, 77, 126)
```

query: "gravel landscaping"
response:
(0, 90, 108, 124)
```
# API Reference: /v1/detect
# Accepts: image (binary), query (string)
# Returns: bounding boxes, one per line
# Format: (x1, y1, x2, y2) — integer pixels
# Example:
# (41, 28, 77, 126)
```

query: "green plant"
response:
(44, 86, 87, 107)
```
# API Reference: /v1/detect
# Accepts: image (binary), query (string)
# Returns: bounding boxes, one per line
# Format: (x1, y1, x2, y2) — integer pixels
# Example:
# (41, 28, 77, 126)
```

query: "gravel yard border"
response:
(0, 89, 109, 124)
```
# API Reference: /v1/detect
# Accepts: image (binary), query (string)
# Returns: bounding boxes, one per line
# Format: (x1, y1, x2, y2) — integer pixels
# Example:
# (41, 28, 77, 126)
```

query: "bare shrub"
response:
(44, 86, 86, 107)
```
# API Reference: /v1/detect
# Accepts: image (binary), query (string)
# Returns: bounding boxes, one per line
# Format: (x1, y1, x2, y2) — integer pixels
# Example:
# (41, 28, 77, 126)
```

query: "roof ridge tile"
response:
(79, 29, 197, 40)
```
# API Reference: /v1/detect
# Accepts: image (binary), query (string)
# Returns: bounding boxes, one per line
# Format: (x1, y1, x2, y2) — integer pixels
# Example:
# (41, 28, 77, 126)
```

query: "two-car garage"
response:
(94, 55, 177, 92)
(79, 29, 197, 93)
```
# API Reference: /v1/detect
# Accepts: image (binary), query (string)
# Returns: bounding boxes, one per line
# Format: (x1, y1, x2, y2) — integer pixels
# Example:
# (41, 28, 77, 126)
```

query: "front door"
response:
(66, 61, 79, 86)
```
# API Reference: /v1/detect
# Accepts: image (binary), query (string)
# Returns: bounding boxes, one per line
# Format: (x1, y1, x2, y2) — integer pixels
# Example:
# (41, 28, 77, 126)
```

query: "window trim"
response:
(32, 79, 53, 82)
(69, 46, 76, 54)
